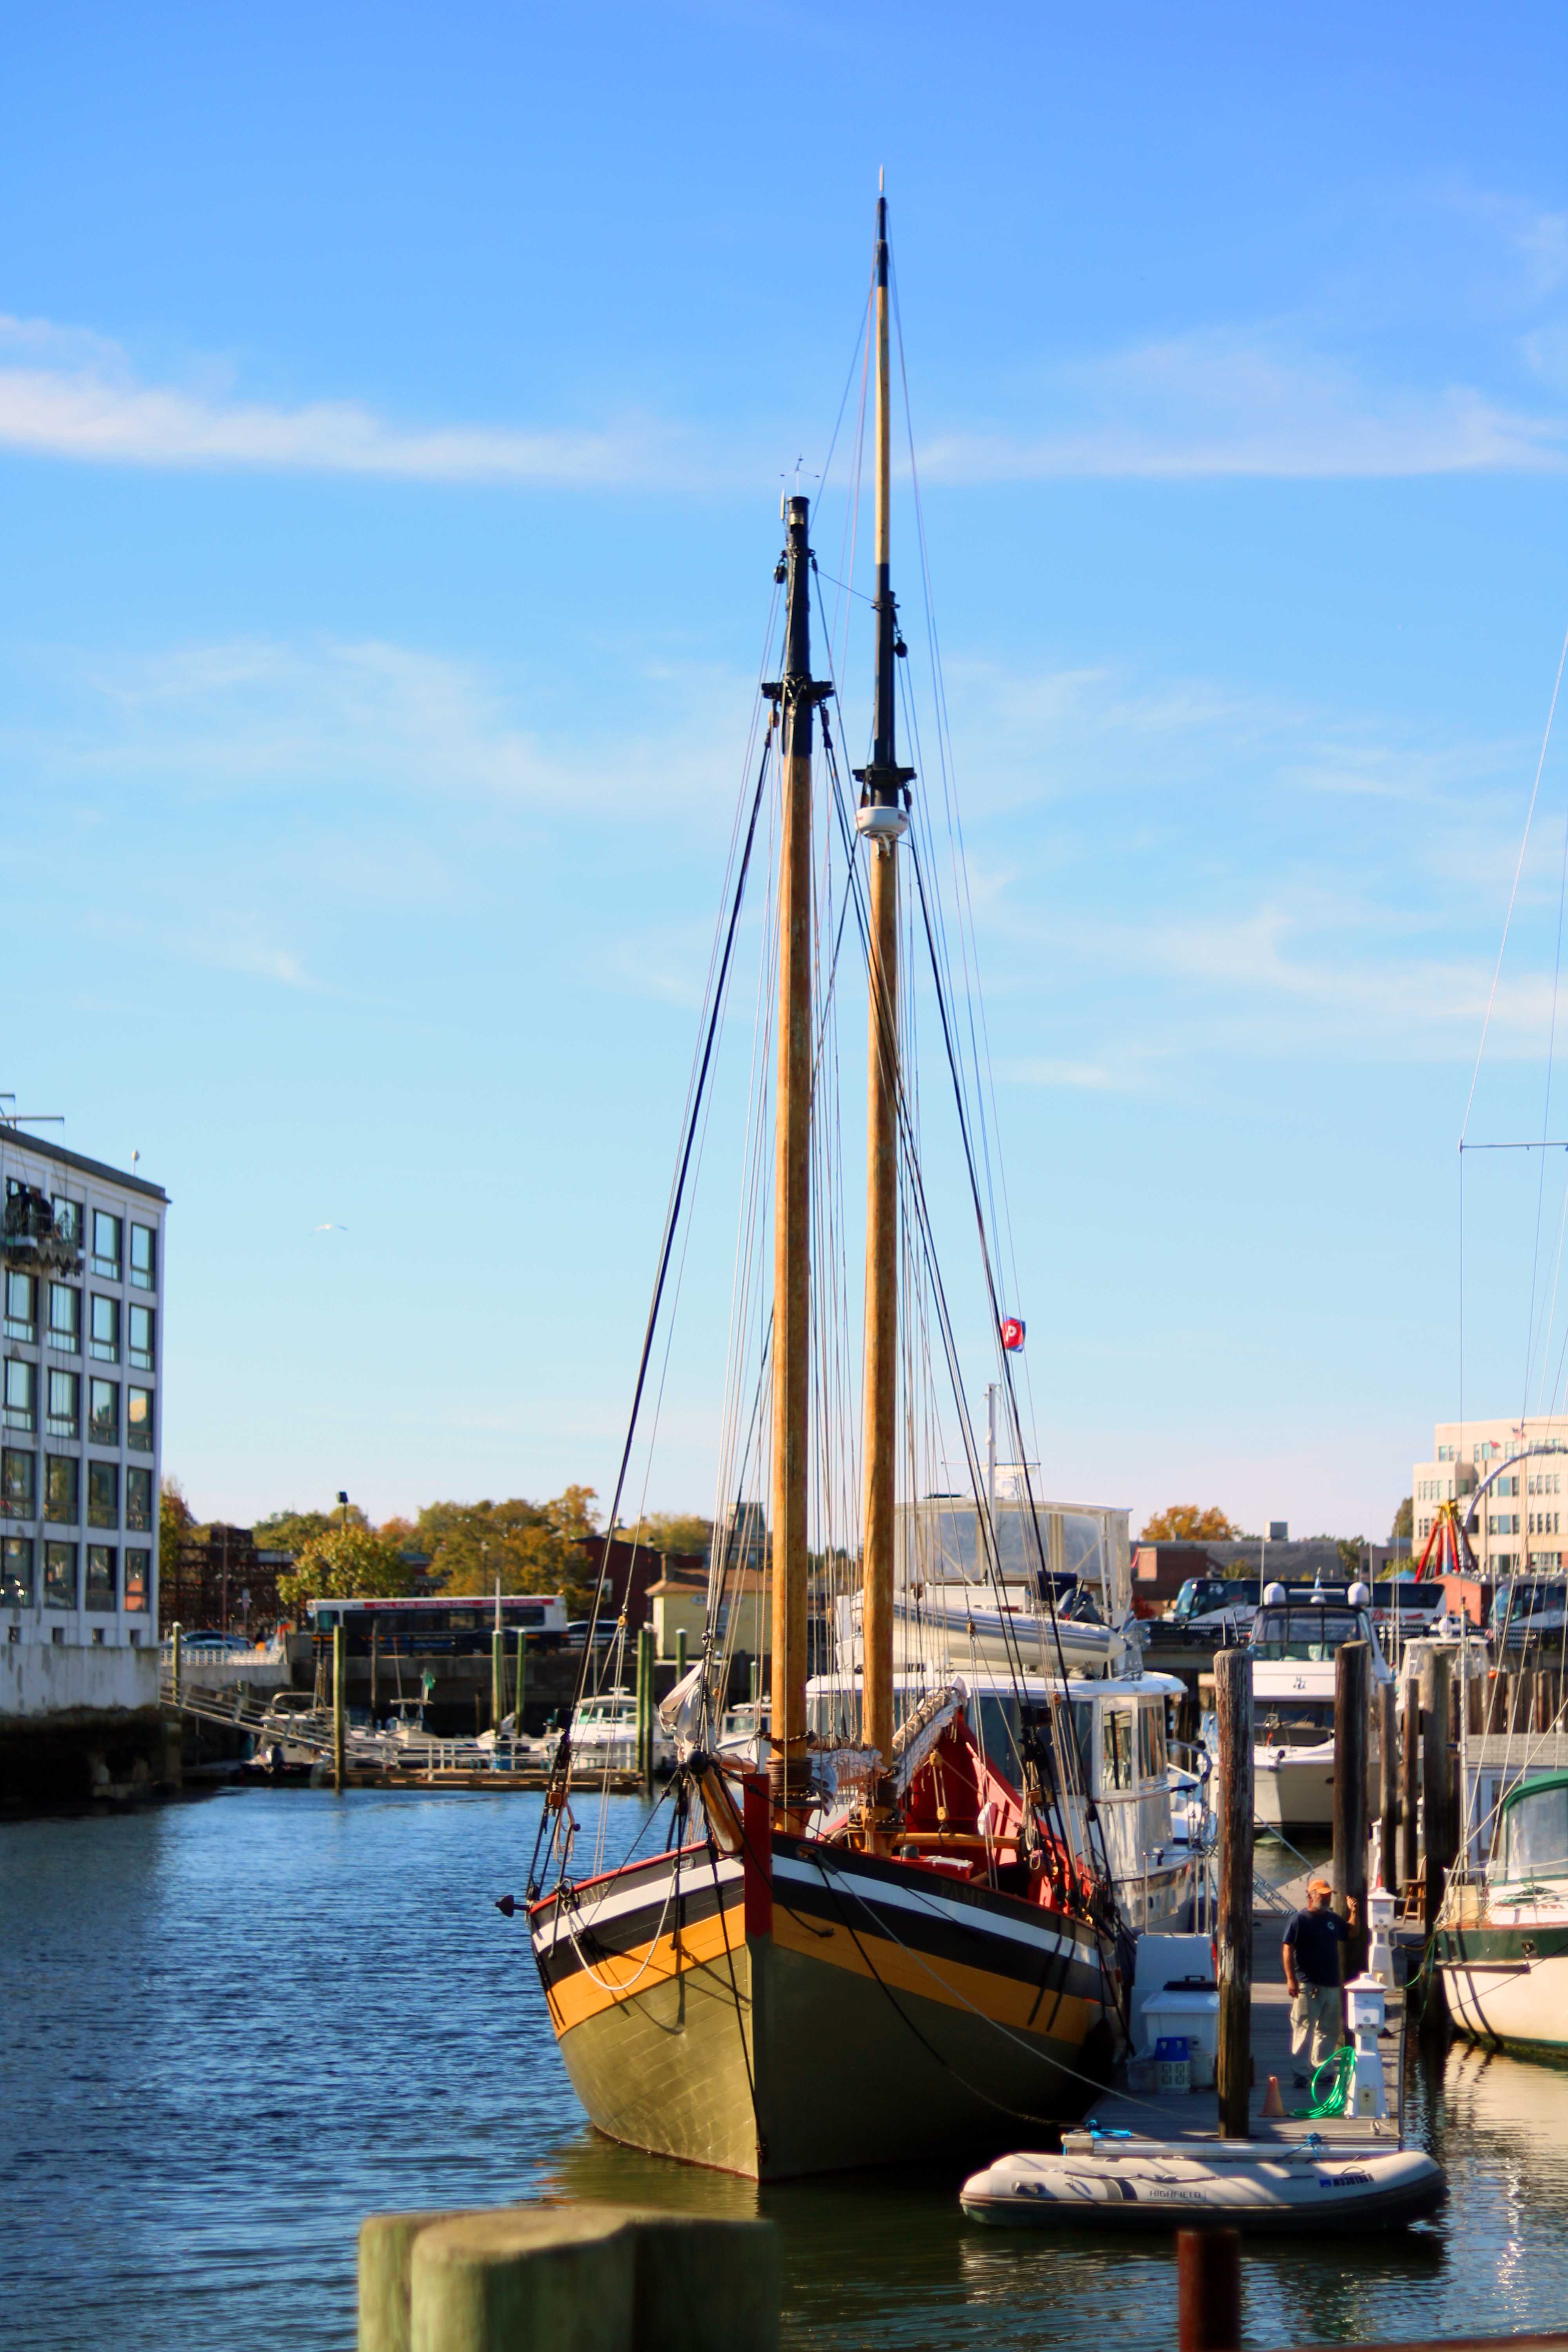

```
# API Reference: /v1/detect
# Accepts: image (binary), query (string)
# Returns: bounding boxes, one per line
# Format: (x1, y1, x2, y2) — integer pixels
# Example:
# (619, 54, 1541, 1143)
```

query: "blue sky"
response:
(4, 2, 1568, 1540)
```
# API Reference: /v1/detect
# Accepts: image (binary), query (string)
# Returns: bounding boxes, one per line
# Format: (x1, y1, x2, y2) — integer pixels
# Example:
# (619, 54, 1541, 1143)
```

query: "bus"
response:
(305, 1594, 568, 1654)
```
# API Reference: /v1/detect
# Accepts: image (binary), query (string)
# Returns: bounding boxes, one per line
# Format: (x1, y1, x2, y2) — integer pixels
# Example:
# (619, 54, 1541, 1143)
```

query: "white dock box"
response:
(1140, 1987, 1220, 2089)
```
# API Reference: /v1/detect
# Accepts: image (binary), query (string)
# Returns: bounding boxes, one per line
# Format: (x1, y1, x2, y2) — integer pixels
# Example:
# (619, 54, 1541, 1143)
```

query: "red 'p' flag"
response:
(1000, 1317, 1026, 1352)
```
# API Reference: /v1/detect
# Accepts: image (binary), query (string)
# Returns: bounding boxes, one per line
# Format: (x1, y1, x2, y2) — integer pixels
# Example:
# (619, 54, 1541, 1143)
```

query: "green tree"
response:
(254, 1504, 367, 1555)
(616, 1509, 711, 1559)
(1139, 1504, 1238, 1542)
(1391, 1495, 1413, 1541)
(160, 1474, 195, 1572)
(278, 1524, 415, 1612)
(411, 1491, 600, 1612)
(1336, 1535, 1367, 1579)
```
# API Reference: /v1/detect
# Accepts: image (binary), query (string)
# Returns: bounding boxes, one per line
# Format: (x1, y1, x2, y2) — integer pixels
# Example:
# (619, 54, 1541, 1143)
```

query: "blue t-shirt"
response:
(1283, 1905, 1349, 1987)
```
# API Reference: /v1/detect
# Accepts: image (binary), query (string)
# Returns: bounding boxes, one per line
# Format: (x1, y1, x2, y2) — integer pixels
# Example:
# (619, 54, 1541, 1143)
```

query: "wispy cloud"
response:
(0, 314, 683, 486)
(922, 326, 1568, 483)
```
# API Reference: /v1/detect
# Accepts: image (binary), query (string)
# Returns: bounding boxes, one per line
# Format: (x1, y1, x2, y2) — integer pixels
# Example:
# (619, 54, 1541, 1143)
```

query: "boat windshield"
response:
(1503, 1782, 1568, 1882)
(1257, 1699, 1335, 1745)
(1250, 1607, 1365, 1661)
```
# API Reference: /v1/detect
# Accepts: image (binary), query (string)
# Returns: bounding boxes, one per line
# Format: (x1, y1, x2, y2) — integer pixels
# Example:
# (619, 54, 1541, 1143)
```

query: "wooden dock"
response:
(1092, 1907, 1406, 2149)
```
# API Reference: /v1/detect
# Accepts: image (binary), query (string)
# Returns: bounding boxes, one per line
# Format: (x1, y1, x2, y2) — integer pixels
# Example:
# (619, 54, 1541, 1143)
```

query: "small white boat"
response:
(960, 2132, 1444, 2231)
(1250, 1583, 1394, 1833)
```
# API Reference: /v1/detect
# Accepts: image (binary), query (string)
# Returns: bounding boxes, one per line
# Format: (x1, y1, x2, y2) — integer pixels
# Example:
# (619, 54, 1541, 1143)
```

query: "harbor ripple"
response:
(5, 1790, 1568, 2350)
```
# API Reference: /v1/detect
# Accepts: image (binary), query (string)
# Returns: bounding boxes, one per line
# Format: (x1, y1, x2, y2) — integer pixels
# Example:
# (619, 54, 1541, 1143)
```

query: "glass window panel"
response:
(47, 1368, 79, 1438)
(52, 1198, 81, 1245)
(4, 1270, 37, 1342)
(125, 1548, 149, 1612)
(125, 1466, 152, 1532)
(44, 1541, 76, 1608)
(4, 1359, 36, 1431)
(128, 1304, 154, 1371)
(130, 1223, 156, 1290)
(49, 1283, 80, 1351)
(87, 1461, 118, 1529)
(44, 1455, 79, 1523)
(88, 1379, 119, 1446)
(2, 1534, 34, 1604)
(89, 1294, 120, 1363)
(127, 1388, 152, 1453)
(1, 1448, 36, 1517)
(85, 1544, 116, 1612)
(91, 1210, 122, 1278)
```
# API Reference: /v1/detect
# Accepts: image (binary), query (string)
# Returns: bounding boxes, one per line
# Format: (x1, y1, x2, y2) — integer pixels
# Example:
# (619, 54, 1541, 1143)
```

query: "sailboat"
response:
(521, 192, 1127, 2181)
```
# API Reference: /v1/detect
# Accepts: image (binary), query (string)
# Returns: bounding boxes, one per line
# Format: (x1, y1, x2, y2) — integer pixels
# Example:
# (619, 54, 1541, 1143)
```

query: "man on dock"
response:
(1282, 1875, 1359, 2085)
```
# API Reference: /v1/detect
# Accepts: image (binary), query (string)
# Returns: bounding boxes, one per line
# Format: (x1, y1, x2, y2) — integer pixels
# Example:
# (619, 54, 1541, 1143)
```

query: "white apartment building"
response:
(0, 1126, 166, 1730)
(1412, 1414, 1568, 1579)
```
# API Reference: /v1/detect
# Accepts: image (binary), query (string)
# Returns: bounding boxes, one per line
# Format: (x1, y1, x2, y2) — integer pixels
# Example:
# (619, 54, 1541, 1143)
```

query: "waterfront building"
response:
(1412, 1414, 1568, 1578)
(0, 1124, 169, 1802)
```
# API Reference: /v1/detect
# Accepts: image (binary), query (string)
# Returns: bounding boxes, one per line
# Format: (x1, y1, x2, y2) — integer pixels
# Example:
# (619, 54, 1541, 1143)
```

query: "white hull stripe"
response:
(773, 1851, 1091, 1966)
(532, 1853, 743, 1954)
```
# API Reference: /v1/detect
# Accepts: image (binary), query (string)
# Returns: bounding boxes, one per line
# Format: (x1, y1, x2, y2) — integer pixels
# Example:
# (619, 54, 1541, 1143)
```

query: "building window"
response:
(4, 1358, 36, 1433)
(87, 1461, 119, 1530)
(128, 1304, 154, 1372)
(1, 1534, 33, 1605)
(125, 1548, 149, 1612)
(52, 1197, 82, 1247)
(47, 1368, 80, 1439)
(4, 1270, 37, 1343)
(127, 1387, 152, 1454)
(44, 1454, 79, 1524)
(44, 1541, 76, 1609)
(48, 1282, 80, 1354)
(126, 1466, 152, 1532)
(90, 1294, 120, 1364)
(1, 1448, 36, 1517)
(130, 1223, 156, 1291)
(85, 1544, 116, 1612)
(88, 1379, 119, 1447)
(91, 1210, 122, 1280)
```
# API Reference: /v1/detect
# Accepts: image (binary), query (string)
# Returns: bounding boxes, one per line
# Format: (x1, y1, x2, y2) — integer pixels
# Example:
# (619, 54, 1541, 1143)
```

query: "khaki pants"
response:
(1290, 1982, 1342, 2069)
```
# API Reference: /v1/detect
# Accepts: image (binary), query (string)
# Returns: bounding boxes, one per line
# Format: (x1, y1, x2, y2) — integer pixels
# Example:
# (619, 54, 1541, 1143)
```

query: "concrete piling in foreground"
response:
(359, 2203, 780, 2352)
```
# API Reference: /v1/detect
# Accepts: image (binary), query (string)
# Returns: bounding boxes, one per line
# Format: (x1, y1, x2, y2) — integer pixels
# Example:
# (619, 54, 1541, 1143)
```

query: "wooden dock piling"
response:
(1214, 1646, 1253, 2138)
(1178, 2229, 1240, 2352)
(1420, 1647, 1453, 1938)
(333, 1622, 346, 1794)
(1377, 1679, 1397, 1891)
(1332, 1639, 1370, 1973)
(1399, 1678, 1420, 1893)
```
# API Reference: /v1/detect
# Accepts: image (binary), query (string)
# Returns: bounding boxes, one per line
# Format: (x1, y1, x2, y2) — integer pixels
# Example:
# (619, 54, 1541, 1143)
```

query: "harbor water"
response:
(5, 1788, 1568, 2352)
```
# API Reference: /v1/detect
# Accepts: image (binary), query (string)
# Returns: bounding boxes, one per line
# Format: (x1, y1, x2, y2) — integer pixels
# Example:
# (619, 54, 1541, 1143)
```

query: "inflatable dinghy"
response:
(960, 2132, 1444, 2232)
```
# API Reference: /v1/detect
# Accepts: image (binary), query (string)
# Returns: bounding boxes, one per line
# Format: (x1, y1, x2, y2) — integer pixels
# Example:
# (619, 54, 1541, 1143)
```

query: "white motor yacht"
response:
(1250, 1581, 1394, 1833)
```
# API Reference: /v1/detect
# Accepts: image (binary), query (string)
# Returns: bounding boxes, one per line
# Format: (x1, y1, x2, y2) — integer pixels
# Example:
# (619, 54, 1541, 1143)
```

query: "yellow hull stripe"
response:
(544, 1906, 747, 2036)
(771, 1900, 1098, 2042)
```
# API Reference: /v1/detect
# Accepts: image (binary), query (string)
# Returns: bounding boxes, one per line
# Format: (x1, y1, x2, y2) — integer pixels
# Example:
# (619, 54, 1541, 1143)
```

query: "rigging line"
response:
(1461, 615, 1568, 1145)
(537, 727, 776, 1877)
(1527, 787, 1568, 1416)
(820, 735, 1057, 1732)
(906, 828, 1081, 1699)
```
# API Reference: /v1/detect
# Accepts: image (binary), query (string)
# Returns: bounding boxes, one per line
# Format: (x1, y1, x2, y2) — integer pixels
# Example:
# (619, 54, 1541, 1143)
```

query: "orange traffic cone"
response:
(1261, 2074, 1286, 2118)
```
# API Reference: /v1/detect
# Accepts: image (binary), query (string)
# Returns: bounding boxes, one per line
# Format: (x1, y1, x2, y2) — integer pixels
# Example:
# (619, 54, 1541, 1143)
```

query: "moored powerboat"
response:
(1249, 1581, 1393, 1833)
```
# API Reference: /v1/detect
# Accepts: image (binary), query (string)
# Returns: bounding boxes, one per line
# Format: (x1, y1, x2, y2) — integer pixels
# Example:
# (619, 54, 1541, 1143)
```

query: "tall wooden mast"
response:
(856, 183, 915, 1816)
(767, 493, 822, 1825)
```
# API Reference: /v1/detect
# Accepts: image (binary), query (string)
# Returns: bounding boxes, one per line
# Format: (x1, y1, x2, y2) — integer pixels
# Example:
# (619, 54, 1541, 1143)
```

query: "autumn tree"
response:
(278, 1524, 415, 1612)
(1139, 1504, 1238, 1542)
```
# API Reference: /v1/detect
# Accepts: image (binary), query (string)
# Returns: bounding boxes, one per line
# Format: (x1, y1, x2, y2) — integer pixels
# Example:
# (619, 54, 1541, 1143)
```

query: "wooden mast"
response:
(856, 182, 915, 1823)
(768, 492, 820, 1826)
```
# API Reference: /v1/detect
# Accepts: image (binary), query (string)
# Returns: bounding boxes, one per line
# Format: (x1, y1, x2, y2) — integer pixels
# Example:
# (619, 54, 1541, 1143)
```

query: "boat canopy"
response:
(1250, 1604, 1369, 1662)
(1498, 1771, 1568, 1882)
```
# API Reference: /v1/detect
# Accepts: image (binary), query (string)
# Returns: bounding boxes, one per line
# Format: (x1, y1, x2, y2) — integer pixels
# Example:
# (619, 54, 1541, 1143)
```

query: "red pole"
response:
(1178, 2229, 1241, 2352)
